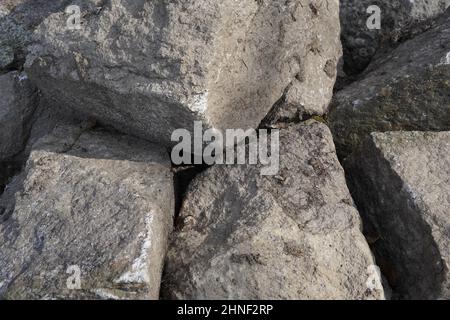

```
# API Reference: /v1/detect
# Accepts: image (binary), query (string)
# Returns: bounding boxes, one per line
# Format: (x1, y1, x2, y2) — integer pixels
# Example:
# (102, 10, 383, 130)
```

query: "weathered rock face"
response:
(329, 10, 450, 158)
(0, 15, 27, 70)
(0, 127, 174, 299)
(1, 0, 71, 29)
(0, 0, 69, 70)
(25, 0, 341, 145)
(162, 121, 384, 300)
(345, 131, 450, 300)
(0, 2, 25, 70)
(0, 71, 38, 160)
(340, 0, 449, 74)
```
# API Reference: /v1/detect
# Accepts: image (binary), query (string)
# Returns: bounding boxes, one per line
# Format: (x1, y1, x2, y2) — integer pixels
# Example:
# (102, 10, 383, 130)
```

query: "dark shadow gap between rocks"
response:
(172, 162, 210, 227)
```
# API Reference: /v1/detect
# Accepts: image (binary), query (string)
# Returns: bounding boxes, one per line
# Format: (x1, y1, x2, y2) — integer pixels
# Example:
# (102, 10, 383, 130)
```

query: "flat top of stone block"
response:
(34, 125, 170, 166)
(370, 131, 450, 164)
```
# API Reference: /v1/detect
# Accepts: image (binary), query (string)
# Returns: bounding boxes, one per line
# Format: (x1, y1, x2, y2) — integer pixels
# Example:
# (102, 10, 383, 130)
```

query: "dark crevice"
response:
(172, 163, 209, 225)
(0, 158, 22, 195)
(259, 82, 329, 129)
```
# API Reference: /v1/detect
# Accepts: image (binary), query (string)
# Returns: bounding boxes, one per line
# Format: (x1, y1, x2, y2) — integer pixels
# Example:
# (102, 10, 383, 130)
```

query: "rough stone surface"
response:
(346, 131, 450, 300)
(0, 0, 69, 71)
(162, 121, 384, 300)
(21, 97, 92, 158)
(0, 127, 174, 299)
(340, 0, 449, 74)
(329, 10, 450, 158)
(1, 0, 71, 29)
(26, 0, 341, 145)
(1, 93, 89, 198)
(0, 71, 38, 160)
(0, 14, 29, 70)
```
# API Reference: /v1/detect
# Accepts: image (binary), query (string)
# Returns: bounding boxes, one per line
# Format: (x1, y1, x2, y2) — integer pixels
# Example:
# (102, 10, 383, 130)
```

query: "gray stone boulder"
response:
(340, 0, 449, 74)
(0, 0, 69, 70)
(21, 96, 93, 160)
(25, 0, 341, 145)
(162, 121, 384, 300)
(345, 131, 450, 299)
(1, 0, 72, 29)
(0, 18, 28, 70)
(0, 3, 27, 70)
(0, 71, 38, 160)
(329, 10, 450, 158)
(0, 127, 174, 299)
